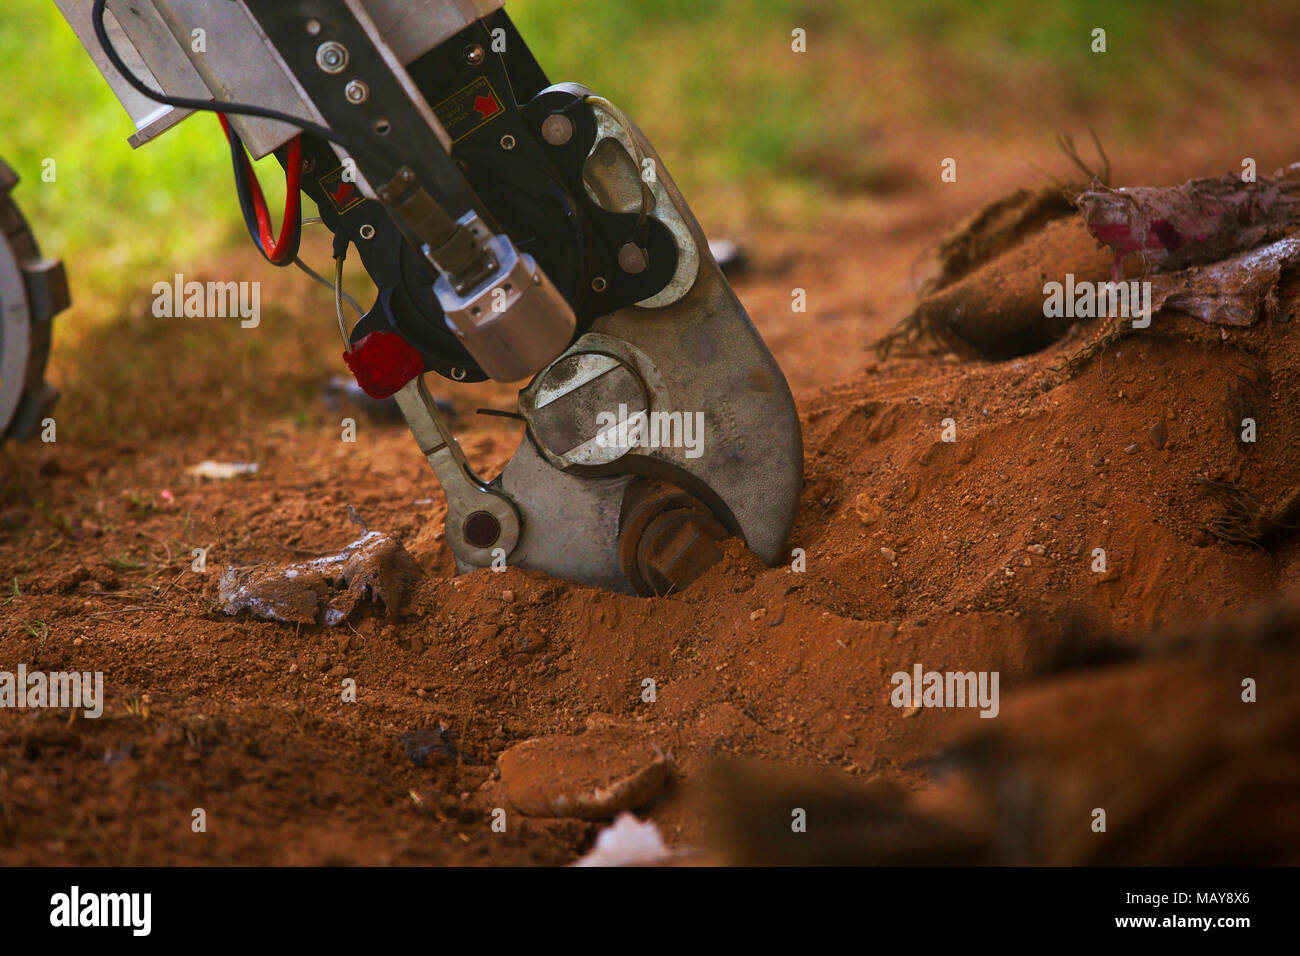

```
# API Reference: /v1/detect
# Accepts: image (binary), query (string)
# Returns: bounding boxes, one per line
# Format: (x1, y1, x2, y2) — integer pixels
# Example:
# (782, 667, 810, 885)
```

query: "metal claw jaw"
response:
(398, 101, 803, 595)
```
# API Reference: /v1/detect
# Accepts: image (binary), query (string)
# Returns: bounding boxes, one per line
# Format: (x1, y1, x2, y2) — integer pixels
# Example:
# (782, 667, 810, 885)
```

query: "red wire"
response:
(218, 113, 303, 264)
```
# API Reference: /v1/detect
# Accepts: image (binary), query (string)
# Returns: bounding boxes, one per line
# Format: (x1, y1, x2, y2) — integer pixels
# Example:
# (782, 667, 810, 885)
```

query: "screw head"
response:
(500, 134, 517, 151)
(541, 113, 575, 146)
(344, 80, 369, 105)
(359, 224, 376, 240)
(316, 41, 348, 74)
(591, 276, 608, 293)
(464, 44, 486, 66)
(618, 243, 649, 275)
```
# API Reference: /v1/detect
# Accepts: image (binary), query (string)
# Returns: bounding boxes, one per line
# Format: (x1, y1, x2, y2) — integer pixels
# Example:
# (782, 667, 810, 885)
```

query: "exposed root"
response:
(875, 306, 964, 359)
(1054, 126, 1111, 189)
(1053, 316, 1133, 375)
(1198, 478, 1300, 547)
(1223, 350, 1270, 447)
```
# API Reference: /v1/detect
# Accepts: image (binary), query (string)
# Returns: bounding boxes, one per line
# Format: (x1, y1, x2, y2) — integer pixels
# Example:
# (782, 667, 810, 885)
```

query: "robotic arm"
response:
(57, 0, 803, 596)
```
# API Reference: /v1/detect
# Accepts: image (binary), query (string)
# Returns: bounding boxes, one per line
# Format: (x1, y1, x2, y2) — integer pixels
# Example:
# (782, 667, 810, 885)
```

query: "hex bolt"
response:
(639, 513, 725, 596)
(345, 80, 369, 105)
(617, 483, 731, 597)
(316, 41, 349, 74)
(541, 113, 575, 146)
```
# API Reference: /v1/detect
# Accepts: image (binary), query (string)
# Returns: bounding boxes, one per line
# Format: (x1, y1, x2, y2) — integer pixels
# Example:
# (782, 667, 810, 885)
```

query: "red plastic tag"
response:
(343, 331, 425, 399)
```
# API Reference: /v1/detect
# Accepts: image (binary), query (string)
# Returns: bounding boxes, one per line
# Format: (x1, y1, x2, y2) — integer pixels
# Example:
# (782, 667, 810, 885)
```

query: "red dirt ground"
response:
(2, 142, 1298, 865)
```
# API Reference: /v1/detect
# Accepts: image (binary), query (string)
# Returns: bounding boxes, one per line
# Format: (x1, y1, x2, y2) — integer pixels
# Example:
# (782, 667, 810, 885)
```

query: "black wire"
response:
(90, 0, 387, 173)
(223, 120, 301, 266)
(476, 408, 526, 422)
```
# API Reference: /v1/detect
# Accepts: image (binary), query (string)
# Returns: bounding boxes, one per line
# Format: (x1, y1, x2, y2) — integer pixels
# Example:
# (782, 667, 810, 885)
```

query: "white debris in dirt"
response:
(218, 531, 424, 626)
(573, 813, 676, 868)
(708, 238, 750, 276)
(186, 460, 259, 481)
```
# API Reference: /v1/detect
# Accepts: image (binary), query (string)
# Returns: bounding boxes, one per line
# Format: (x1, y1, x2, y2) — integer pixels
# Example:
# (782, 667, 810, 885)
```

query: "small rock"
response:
(853, 493, 882, 527)
(500, 589, 515, 603)
(402, 726, 458, 767)
(749, 608, 767, 622)
(1123, 443, 1140, 455)
(512, 631, 547, 654)
(880, 547, 897, 563)
(1148, 420, 1169, 450)
(498, 725, 669, 821)
(1027, 543, 1046, 555)
(53, 566, 93, 594)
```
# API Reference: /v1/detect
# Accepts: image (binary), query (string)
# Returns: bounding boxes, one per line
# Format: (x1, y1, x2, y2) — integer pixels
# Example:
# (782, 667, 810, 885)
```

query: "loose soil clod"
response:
(217, 530, 424, 626)
(497, 721, 671, 821)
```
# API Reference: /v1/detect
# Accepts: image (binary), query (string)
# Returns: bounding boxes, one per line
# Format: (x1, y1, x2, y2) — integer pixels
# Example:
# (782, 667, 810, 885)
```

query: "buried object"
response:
(886, 164, 1300, 360)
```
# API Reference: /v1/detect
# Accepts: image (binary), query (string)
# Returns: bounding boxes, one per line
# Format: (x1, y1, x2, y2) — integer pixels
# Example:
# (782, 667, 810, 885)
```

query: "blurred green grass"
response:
(0, 0, 1294, 288)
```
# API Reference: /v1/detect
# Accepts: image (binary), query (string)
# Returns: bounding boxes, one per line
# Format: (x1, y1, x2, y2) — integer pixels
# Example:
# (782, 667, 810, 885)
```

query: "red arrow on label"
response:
(332, 181, 356, 206)
(473, 94, 501, 119)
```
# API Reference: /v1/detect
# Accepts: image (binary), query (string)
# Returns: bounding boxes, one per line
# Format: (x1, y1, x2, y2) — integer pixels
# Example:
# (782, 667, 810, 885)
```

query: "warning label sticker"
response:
(433, 76, 505, 143)
(317, 166, 365, 215)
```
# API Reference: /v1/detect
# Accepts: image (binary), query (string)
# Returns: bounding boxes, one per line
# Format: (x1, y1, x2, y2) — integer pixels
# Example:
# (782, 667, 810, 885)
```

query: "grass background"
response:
(1, 0, 1297, 442)
(3, 0, 1295, 283)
